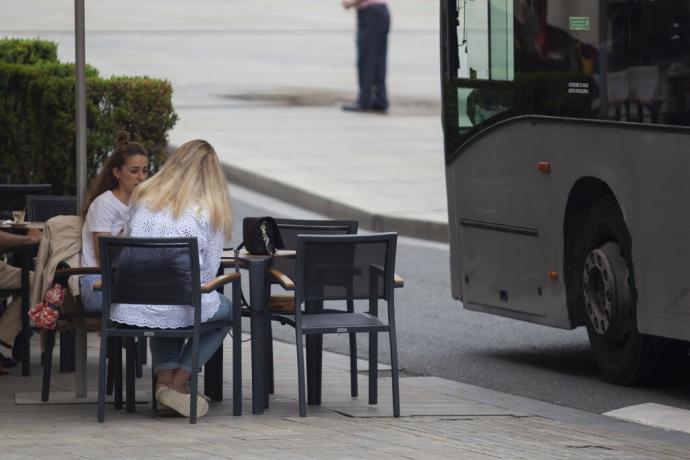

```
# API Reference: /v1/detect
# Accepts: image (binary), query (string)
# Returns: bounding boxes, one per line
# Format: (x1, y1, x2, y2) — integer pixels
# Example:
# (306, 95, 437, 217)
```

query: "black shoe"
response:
(342, 102, 367, 112)
(370, 104, 388, 113)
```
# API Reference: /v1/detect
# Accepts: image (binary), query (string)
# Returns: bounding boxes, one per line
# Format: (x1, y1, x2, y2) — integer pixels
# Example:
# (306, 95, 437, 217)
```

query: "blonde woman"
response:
(110, 139, 233, 418)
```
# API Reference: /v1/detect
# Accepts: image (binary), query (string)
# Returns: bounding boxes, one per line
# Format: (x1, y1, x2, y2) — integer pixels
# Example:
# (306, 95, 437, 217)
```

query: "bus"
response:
(439, 0, 690, 385)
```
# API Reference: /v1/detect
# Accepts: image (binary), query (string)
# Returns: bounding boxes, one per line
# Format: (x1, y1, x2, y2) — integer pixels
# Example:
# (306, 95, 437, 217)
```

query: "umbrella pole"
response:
(75, 0, 87, 212)
(74, 0, 88, 399)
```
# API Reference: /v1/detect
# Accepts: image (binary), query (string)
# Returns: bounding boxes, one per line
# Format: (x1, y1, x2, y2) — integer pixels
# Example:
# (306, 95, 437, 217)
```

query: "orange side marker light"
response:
(537, 161, 551, 173)
(548, 271, 559, 281)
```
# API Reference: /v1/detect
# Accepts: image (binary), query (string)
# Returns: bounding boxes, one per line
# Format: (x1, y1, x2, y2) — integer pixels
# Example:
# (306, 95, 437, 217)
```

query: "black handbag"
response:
(239, 216, 285, 255)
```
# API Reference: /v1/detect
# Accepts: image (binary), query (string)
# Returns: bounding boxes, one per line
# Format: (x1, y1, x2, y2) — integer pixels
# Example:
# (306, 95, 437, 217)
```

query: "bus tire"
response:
(579, 197, 653, 385)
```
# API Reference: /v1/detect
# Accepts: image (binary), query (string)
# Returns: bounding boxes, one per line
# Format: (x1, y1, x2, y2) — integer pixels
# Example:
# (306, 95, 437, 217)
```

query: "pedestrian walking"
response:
(341, 0, 390, 113)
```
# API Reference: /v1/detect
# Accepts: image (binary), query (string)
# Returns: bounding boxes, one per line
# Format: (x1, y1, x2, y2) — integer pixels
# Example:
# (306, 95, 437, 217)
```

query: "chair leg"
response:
(368, 332, 378, 405)
(135, 338, 145, 378)
(138, 337, 148, 364)
(295, 331, 307, 417)
(189, 337, 200, 424)
(349, 332, 358, 397)
(151, 363, 158, 412)
(113, 338, 123, 410)
(232, 279, 242, 416)
(306, 335, 323, 406)
(125, 338, 136, 413)
(233, 322, 242, 416)
(267, 323, 274, 394)
(389, 330, 400, 417)
(59, 330, 75, 373)
(106, 344, 115, 396)
(41, 330, 56, 402)
(97, 334, 109, 422)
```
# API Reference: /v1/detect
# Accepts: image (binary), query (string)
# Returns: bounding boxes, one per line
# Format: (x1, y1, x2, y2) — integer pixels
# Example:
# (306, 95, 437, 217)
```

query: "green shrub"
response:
(0, 38, 58, 65)
(0, 38, 177, 195)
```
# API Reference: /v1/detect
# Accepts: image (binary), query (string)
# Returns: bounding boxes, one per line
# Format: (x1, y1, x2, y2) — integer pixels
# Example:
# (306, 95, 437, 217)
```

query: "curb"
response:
(222, 162, 450, 243)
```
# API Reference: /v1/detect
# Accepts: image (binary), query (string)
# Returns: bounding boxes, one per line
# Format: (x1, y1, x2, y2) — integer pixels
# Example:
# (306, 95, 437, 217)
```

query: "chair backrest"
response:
(26, 195, 77, 221)
(273, 219, 358, 282)
(0, 184, 52, 219)
(294, 233, 397, 306)
(99, 237, 201, 319)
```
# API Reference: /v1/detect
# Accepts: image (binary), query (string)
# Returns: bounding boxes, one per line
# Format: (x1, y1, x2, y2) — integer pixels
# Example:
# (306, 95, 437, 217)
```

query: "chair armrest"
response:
(394, 273, 404, 288)
(370, 264, 404, 288)
(268, 267, 294, 290)
(55, 266, 100, 278)
(201, 272, 241, 293)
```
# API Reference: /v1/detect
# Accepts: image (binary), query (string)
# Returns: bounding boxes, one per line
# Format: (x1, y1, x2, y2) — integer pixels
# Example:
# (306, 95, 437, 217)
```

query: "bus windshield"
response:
(451, 0, 690, 150)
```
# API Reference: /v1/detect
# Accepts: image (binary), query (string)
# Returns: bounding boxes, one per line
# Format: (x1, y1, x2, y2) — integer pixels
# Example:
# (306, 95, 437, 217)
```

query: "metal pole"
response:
(75, 0, 87, 212)
(74, 0, 88, 398)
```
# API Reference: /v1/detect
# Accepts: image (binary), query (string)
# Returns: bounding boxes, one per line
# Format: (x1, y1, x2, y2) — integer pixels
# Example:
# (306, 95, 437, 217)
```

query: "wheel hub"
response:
(583, 242, 632, 338)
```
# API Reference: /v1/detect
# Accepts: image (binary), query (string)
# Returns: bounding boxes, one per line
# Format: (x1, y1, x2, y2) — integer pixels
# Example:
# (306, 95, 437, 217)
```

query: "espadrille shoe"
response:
(155, 386, 209, 418)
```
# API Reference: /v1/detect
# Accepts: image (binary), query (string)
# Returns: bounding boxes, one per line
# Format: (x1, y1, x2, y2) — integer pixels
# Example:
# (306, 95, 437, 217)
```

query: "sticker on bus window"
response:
(569, 17, 591, 31)
(568, 82, 590, 95)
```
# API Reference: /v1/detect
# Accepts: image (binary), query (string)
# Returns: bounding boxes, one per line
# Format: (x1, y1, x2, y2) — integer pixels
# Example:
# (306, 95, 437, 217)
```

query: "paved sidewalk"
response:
(2, 332, 690, 459)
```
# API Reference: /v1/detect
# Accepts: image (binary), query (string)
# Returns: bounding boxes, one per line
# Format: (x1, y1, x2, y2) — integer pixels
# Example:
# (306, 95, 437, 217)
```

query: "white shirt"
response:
(81, 190, 129, 268)
(109, 205, 224, 329)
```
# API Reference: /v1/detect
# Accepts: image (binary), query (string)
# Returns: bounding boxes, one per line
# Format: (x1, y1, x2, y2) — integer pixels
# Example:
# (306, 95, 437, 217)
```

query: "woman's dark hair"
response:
(81, 131, 148, 216)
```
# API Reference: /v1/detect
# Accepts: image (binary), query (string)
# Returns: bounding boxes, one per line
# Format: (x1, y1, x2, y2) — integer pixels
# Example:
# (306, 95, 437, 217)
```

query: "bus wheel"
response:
(580, 199, 651, 385)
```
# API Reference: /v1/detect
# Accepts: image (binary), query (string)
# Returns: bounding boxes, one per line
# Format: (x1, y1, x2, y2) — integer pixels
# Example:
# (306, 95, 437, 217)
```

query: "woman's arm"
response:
(342, 0, 364, 9)
(91, 231, 110, 266)
(0, 229, 42, 249)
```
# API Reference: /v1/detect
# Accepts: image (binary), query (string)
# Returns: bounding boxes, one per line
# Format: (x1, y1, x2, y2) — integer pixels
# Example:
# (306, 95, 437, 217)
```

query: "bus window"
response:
(456, 0, 515, 135)
(446, 0, 690, 156)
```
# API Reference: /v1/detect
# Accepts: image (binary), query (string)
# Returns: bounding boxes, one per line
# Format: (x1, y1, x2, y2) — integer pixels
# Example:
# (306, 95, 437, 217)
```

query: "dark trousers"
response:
(357, 4, 390, 109)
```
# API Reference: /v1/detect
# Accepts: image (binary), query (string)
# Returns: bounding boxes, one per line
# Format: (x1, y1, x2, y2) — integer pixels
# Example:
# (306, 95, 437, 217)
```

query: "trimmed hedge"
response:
(0, 38, 58, 65)
(0, 38, 178, 195)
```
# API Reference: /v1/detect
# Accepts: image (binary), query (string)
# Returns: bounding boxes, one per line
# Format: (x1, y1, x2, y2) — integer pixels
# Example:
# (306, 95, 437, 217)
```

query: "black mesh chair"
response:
(97, 237, 242, 423)
(0, 184, 51, 220)
(267, 219, 359, 397)
(273, 233, 401, 417)
(26, 195, 77, 221)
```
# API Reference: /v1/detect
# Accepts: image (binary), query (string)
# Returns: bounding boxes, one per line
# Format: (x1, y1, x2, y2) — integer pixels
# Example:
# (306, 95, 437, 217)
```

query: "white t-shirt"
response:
(81, 190, 129, 267)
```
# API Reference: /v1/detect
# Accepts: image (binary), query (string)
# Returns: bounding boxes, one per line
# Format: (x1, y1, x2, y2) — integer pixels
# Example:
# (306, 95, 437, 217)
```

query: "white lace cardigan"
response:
(109, 205, 224, 329)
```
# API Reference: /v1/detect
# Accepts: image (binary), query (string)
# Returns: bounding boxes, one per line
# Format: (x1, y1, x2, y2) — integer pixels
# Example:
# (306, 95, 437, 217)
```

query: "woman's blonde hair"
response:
(131, 139, 232, 237)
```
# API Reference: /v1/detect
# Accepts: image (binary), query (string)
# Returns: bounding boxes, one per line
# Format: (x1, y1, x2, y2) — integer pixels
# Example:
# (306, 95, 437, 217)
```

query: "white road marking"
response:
(604, 403, 690, 434)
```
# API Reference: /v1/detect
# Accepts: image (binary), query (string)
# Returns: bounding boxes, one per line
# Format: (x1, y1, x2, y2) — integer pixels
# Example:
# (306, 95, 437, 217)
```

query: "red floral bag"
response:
(28, 283, 65, 330)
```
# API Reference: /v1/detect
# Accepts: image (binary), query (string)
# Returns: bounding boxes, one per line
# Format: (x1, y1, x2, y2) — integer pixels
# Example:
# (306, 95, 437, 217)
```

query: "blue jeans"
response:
(150, 294, 232, 373)
(80, 274, 103, 313)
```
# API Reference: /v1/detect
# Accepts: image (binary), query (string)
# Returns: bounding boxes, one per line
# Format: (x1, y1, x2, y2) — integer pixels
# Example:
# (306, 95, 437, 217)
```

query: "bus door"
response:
(454, 0, 551, 316)
(453, 0, 602, 317)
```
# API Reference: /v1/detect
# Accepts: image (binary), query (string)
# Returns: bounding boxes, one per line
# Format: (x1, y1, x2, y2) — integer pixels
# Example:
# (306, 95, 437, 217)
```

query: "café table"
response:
(0, 221, 44, 376)
(211, 249, 295, 414)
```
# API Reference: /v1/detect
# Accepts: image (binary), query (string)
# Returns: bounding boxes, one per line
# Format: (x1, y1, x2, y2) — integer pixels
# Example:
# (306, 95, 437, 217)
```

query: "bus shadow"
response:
(481, 345, 690, 387)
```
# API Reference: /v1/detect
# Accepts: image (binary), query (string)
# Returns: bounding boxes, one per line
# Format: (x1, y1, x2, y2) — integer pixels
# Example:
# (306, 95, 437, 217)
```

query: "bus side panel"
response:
(447, 118, 690, 340)
(449, 121, 567, 327)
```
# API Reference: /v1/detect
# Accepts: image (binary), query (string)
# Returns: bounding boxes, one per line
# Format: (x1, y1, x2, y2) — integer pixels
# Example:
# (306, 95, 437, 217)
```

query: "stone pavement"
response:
(2, 332, 690, 459)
